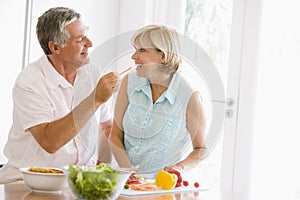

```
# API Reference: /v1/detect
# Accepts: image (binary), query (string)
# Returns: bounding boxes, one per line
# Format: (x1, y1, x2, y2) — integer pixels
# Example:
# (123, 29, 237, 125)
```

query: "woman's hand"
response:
(162, 167, 183, 187)
(164, 164, 184, 173)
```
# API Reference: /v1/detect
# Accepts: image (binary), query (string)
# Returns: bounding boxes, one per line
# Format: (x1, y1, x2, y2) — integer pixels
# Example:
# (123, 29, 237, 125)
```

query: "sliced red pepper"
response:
(166, 169, 182, 187)
(126, 179, 141, 185)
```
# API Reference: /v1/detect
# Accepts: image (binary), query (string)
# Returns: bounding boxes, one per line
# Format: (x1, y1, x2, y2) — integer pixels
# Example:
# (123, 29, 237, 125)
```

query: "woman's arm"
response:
(109, 75, 133, 168)
(97, 119, 113, 164)
(165, 92, 207, 172)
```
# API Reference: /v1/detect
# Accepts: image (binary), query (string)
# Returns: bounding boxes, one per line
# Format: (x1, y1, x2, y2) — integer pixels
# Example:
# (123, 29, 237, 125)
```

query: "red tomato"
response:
(183, 180, 189, 187)
(194, 182, 200, 188)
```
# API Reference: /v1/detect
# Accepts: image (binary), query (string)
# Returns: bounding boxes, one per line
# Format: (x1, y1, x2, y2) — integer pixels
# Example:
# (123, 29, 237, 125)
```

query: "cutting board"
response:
(120, 185, 209, 196)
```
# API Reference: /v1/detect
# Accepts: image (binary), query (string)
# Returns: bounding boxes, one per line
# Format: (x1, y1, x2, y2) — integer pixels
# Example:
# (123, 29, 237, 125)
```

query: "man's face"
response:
(59, 20, 93, 68)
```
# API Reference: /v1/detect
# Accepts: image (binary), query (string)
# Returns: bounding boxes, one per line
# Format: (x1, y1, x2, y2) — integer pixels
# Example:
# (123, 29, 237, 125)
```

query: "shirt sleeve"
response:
(98, 98, 113, 122)
(13, 81, 54, 132)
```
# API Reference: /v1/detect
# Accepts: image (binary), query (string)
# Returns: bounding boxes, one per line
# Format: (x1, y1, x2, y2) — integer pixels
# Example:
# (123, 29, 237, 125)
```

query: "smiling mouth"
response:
(136, 64, 142, 69)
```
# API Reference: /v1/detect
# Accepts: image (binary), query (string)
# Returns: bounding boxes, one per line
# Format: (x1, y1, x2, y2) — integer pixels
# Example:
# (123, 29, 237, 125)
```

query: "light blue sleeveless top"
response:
(122, 72, 195, 173)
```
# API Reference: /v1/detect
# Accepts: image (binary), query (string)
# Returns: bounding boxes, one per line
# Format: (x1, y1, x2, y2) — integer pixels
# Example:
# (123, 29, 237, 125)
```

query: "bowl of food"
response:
(19, 167, 66, 194)
(64, 163, 131, 200)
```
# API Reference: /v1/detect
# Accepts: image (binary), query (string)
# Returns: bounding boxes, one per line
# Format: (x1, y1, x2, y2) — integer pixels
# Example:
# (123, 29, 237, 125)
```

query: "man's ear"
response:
(48, 41, 60, 54)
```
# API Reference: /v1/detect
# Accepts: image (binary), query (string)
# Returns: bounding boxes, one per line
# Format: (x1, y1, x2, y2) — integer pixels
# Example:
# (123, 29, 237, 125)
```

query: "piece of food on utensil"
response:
(155, 170, 178, 190)
(120, 66, 132, 75)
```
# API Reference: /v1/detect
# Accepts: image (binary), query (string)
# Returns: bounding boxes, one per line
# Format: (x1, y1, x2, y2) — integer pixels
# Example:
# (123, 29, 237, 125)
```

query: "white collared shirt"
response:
(123, 72, 194, 173)
(0, 55, 112, 183)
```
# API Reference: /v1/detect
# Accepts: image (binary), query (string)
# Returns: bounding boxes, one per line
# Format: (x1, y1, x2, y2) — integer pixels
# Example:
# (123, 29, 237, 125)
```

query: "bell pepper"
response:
(155, 170, 178, 190)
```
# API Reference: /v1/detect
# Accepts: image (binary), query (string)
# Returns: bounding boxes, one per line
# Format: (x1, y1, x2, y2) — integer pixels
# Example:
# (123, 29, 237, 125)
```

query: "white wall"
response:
(251, 0, 300, 198)
(0, 0, 27, 163)
(118, 0, 186, 33)
(28, 0, 120, 63)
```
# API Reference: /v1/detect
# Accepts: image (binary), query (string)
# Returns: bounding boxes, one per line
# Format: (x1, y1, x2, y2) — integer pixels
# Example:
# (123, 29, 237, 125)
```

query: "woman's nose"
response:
(131, 51, 137, 60)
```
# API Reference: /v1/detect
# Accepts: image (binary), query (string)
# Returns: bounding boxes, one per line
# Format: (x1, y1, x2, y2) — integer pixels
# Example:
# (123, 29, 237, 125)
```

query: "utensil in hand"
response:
(120, 66, 132, 75)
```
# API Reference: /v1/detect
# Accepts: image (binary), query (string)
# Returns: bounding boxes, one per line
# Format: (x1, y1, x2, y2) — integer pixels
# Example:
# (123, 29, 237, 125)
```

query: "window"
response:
(183, 0, 233, 189)
(185, 0, 233, 88)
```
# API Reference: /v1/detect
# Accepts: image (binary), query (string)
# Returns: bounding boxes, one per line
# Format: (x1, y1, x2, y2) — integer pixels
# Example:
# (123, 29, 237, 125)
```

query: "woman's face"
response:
(131, 45, 164, 78)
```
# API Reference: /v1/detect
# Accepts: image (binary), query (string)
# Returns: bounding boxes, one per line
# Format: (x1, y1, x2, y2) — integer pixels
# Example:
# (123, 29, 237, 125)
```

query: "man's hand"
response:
(93, 72, 120, 108)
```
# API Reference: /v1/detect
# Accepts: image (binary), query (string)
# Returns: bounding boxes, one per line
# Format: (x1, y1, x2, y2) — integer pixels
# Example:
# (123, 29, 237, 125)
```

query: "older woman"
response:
(110, 24, 207, 174)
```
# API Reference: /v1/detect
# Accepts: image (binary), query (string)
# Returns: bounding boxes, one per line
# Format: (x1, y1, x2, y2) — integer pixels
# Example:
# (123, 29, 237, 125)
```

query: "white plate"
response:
(19, 167, 65, 176)
(121, 185, 209, 196)
(32, 189, 62, 195)
(19, 167, 66, 193)
(134, 173, 156, 179)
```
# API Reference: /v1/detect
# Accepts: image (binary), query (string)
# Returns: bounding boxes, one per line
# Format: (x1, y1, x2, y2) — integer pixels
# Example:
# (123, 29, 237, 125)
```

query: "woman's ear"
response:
(160, 51, 165, 63)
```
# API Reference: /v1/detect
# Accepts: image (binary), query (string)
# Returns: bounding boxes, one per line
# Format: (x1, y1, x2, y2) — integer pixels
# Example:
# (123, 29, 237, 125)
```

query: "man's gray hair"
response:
(36, 7, 81, 55)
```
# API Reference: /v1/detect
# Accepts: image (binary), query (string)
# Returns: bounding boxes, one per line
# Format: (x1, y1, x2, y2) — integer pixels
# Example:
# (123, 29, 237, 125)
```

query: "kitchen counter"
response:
(0, 180, 220, 199)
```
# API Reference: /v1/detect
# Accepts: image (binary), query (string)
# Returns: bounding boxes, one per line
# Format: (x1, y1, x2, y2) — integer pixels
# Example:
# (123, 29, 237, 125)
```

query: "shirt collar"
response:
(40, 55, 81, 89)
(163, 73, 178, 105)
(132, 73, 178, 105)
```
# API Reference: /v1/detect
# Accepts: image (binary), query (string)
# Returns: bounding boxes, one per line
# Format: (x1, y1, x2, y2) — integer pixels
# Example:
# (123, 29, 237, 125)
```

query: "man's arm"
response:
(29, 72, 119, 154)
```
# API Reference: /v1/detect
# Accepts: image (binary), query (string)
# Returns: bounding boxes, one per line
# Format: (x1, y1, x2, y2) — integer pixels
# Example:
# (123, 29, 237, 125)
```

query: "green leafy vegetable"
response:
(67, 163, 120, 200)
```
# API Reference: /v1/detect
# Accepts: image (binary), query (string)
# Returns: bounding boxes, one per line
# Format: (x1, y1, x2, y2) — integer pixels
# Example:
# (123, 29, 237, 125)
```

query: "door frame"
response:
(220, 0, 263, 197)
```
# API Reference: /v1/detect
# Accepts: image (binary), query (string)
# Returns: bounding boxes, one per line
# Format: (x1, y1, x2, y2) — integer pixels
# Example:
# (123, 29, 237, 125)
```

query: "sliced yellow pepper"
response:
(155, 170, 178, 190)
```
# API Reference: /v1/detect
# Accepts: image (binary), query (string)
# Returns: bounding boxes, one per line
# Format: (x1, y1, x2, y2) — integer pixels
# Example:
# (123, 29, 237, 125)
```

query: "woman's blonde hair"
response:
(131, 24, 181, 74)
